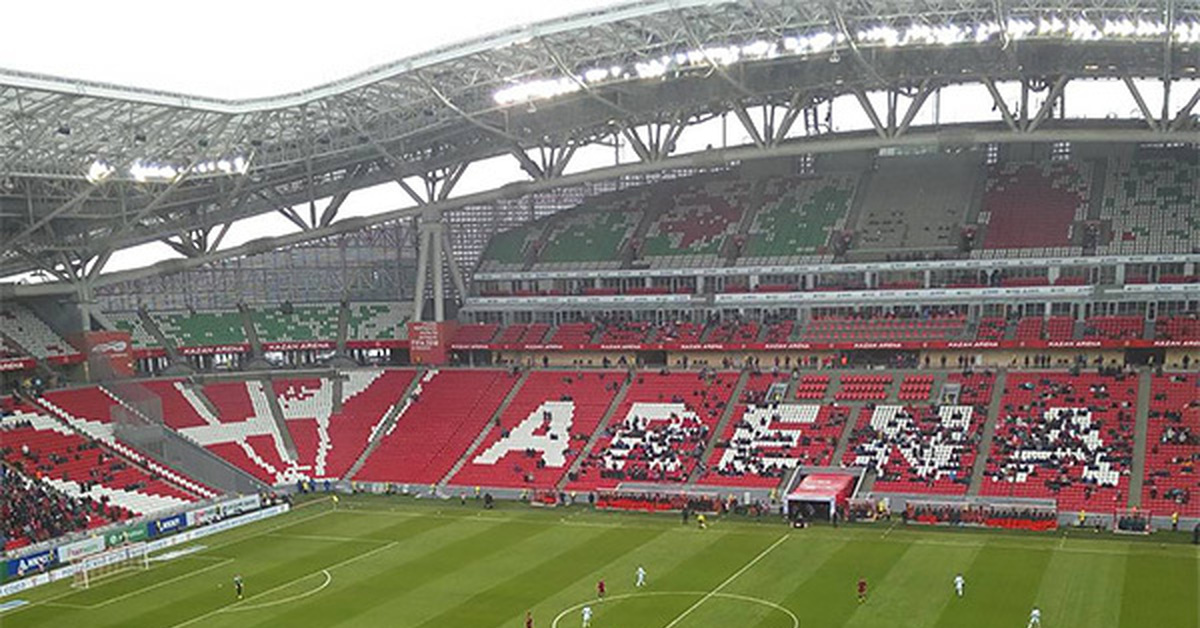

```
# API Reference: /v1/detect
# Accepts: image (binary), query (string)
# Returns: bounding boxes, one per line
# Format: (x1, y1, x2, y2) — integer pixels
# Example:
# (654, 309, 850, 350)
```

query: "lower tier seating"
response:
(981, 372, 1137, 512)
(449, 370, 621, 489)
(843, 404, 981, 495)
(354, 370, 516, 485)
(567, 371, 738, 490)
(1, 463, 126, 552)
(1142, 373, 1200, 517)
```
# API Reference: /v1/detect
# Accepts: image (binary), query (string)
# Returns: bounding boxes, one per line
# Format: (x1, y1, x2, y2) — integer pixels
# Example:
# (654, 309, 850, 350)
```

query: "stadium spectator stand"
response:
(568, 371, 738, 490)
(981, 372, 1137, 511)
(156, 309, 246, 347)
(347, 302, 408, 341)
(1156, 315, 1200, 341)
(835, 375, 892, 401)
(852, 154, 977, 254)
(640, 180, 750, 268)
(802, 312, 967, 342)
(795, 374, 830, 400)
(108, 312, 158, 349)
(450, 370, 619, 489)
(738, 174, 856, 265)
(1, 463, 124, 552)
(843, 404, 980, 495)
(454, 323, 500, 345)
(354, 369, 515, 485)
(1142, 373, 1200, 517)
(1099, 158, 1200, 255)
(978, 162, 1089, 256)
(0, 303, 74, 359)
(534, 193, 645, 269)
(1083, 316, 1144, 341)
(252, 304, 339, 342)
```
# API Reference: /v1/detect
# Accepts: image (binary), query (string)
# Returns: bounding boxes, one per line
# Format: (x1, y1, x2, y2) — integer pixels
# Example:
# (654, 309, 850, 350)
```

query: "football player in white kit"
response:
(954, 573, 964, 597)
(636, 565, 646, 588)
(1027, 605, 1041, 627)
(582, 605, 593, 627)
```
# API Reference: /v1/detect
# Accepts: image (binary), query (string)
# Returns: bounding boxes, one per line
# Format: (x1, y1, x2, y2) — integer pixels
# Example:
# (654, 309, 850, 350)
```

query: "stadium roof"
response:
(3, 0, 1200, 287)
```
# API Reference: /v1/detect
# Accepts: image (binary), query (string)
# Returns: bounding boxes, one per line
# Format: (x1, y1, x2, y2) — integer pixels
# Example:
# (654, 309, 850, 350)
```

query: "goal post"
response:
(1112, 507, 1153, 535)
(71, 543, 150, 589)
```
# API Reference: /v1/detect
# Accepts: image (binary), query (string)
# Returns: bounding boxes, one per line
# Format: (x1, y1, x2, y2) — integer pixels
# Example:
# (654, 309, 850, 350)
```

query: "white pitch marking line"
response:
(166, 540, 398, 628)
(549, 591, 798, 628)
(224, 570, 332, 612)
(86, 558, 235, 609)
(662, 533, 789, 628)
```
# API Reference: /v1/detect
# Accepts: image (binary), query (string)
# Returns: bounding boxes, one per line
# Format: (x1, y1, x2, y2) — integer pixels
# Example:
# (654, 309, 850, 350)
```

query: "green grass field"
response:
(3, 495, 1197, 628)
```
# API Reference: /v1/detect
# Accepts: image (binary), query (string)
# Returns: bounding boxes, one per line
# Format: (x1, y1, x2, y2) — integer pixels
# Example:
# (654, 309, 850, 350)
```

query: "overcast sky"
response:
(0, 0, 619, 99)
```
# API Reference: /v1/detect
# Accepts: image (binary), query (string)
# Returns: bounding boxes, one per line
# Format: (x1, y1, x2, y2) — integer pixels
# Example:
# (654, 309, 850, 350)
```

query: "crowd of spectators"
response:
(904, 501, 1058, 531)
(1, 463, 122, 551)
(846, 405, 978, 491)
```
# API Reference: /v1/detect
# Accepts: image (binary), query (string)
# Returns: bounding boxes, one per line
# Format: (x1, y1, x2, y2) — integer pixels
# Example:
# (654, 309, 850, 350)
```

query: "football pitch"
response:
(3, 495, 1197, 628)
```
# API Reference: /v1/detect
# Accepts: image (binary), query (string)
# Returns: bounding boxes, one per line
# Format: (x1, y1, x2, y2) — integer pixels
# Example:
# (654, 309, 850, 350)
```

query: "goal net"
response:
(1112, 507, 1153, 535)
(72, 543, 150, 589)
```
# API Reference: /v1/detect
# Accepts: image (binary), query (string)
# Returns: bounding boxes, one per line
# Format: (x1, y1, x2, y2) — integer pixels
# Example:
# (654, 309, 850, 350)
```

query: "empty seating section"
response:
(1099, 158, 1200, 254)
(1046, 317, 1075, 341)
(355, 370, 515, 485)
(899, 375, 935, 401)
(802, 314, 967, 343)
(450, 371, 619, 488)
(703, 372, 847, 487)
(479, 225, 537, 271)
(1014, 317, 1044, 341)
(136, 380, 211, 428)
(1083, 316, 1144, 340)
(156, 309, 246, 347)
(976, 317, 1008, 341)
(273, 370, 416, 479)
(981, 373, 1137, 511)
(844, 404, 980, 494)
(1157, 316, 1200, 341)
(347, 302, 408, 340)
(740, 175, 855, 264)
(1142, 373, 1200, 516)
(641, 180, 750, 267)
(495, 324, 529, 344)
(454, 323, 499, 345)
(795, 375, 830, 400)
(549, 322, 595, 345)
(0, 304, 73, 358)
(1, 408, 199, 516)
(596, 321, 655, 345)
(568, 372, 739, 490)
(108, 312, 158, 349)
(835, 375, 892, 401)
(535, 196, 644, 269)
(252, 304, 339, 342)
(853, 155, 978, 252)
(706, 321, 760, 344)
(979, 163, 1089, 255)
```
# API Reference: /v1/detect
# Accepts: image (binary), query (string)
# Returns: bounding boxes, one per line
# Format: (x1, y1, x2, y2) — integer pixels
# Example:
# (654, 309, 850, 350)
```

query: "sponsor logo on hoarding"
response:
(91, 340, 129, 354)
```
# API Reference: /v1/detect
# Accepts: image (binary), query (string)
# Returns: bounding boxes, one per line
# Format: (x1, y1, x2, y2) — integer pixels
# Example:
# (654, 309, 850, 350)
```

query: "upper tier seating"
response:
(479, 225, 539, 271)
(347, 302, 408, 340)
(1142, 373, 1200, 517)
(1, 408, 199, 517)
(1083, 316, 1144, 341)
(568, 371, 739, 490)
(108, 312, 158, 349)
(852, 154, 978, 253)
(449, 370, 620, 489)
(1014, 317, 1044, 341)
(641, 180, 751, 268)
(656, 322, 705, 344)
(1156, 316, 1200, 341)
(739, 174, 856, 265)
(0, 304, 74, 358)
(1, 463, 124, 552)
(981, 372, 1137, 512)
(355, 370, 515, 485)
(1099, 158, 1200, 255)
(1046, 317, 1075, 341)
(844, 404, 981, 494)
(535, 193, 645, 269)
(596, 321, 655, 345)
(156, 309, 246, 347)
(978, 162, 1089, 256)
(802, 313, 967, 343)
(252, 304, 339, 342)
(763, 320, 795, 343)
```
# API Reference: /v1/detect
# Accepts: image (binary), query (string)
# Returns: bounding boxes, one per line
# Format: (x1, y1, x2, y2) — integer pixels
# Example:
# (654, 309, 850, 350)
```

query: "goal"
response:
(71, 543, 150, 589)
(1112, 507, 1153, 535)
